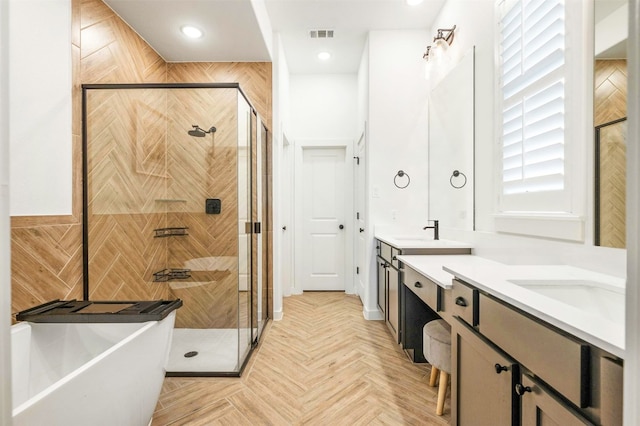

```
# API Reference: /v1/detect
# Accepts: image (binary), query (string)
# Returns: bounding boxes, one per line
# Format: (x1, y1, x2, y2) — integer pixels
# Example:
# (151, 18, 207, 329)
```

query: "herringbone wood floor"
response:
(151, 292, 450, 425)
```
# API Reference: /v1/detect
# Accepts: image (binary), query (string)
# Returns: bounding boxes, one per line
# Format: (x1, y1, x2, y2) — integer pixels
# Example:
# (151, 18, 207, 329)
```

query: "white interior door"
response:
(299, 147, 347, 291)
(354, 133, 366, 298)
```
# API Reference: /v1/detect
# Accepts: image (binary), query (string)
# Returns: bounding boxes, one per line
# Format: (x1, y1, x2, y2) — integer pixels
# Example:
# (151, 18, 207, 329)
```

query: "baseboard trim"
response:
(273, 309, 283, 321)
(363, 307, 384, 321)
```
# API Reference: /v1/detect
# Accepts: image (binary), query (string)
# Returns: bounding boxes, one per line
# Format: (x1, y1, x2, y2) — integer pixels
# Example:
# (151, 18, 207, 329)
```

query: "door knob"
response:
(339, 224, 344, 229)
(359, 228, 365, 233)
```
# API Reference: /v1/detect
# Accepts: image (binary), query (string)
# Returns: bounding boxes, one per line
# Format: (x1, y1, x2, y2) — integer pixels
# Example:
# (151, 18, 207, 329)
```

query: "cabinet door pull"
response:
(414, 282, 423, 288)
(455, 297, 468, 307)
(494, 364, 508, 374)
(514, 383, 532, 396)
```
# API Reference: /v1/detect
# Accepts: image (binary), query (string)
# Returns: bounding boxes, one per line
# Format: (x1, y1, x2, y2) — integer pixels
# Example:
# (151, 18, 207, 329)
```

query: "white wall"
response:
(271, 33, 291, 319)
(625, 1, 640, 423)
(368, 31, 430, 232)
(428, 0, 496, 232)
(9, 0, 72, 216)
(428, 0, 623, 256)
(289, 74, 358, 140)
(357, 38, 369, 138)
(364, 30, 430, 315)
(0, 0, 12, 421)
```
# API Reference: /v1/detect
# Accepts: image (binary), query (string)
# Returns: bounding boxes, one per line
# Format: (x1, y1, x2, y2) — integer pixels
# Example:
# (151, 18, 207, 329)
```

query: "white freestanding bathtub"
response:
(11, 310, 176, 426)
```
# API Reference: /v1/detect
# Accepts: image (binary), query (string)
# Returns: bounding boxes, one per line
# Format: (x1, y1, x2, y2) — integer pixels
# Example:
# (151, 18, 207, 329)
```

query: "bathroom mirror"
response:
(594, 0, 628, 248)
(428, 47, 475, 231)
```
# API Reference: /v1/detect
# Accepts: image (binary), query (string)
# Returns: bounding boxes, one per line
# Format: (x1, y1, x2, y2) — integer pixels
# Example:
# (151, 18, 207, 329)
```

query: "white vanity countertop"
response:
(397, 255, 476, 289)
(398, 255, 625, 358)
(375, 232, 473, 250)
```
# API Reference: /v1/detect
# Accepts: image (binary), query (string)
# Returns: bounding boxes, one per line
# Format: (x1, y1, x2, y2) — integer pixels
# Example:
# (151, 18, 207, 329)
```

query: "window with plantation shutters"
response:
(499, 0, 567, 206)
(494, 0, 588, 241)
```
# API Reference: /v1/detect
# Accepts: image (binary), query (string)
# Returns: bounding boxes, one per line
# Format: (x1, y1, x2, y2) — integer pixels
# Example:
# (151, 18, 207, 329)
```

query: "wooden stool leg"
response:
(436, 371, 449, 416)
(429, 366, 439, 387)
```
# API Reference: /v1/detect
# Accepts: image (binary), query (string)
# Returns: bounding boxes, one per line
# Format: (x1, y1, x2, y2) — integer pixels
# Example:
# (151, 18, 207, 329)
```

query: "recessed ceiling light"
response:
(406, 0, 424, 5)
(317, 51, 331, 61)
(181, 25, 203, 39)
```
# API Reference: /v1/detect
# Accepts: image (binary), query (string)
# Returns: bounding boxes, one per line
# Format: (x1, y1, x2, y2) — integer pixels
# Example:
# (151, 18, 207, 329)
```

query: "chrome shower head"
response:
(188, 125, 216, 137)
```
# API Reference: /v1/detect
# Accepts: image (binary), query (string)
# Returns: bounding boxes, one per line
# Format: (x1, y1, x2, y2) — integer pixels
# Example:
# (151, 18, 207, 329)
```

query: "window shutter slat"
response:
(500, 0, 565, 197)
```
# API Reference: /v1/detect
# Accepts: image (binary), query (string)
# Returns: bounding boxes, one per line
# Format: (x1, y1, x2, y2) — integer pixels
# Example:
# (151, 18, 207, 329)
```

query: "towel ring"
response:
(394, 170, 410, 189)
(450, 170, 467, 189)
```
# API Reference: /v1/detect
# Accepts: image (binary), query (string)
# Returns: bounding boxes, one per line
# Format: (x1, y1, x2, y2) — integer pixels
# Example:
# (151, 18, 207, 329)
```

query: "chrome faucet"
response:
(423, 220, 439, 240)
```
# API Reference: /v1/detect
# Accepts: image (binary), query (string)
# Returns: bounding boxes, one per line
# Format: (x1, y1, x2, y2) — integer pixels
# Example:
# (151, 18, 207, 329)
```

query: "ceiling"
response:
(103, 0, 446, 74)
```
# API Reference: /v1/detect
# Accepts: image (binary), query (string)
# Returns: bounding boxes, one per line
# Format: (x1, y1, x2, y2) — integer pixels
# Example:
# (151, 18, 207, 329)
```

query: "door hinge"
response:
(356, 266, 360, 275)
(254, 222, 262, 234)
(356, 211, 360, 220)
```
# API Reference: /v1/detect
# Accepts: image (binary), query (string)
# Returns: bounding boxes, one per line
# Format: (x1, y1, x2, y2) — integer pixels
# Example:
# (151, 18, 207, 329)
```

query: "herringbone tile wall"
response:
(11, 0, 272, 319)
(151, 292, 450, 425)
(595, 60, 627, 249)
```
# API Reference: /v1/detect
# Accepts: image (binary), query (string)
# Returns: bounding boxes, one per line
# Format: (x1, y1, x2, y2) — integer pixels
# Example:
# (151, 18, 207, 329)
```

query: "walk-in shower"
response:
(82, 83, 270, 376)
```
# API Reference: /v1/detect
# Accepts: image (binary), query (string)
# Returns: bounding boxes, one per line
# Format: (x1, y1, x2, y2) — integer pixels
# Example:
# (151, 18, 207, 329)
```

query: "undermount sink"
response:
(507, 279, 624, 324)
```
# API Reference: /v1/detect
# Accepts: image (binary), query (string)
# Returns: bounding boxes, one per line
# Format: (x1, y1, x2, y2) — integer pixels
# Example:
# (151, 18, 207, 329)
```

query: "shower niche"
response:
(82, 83, 270, 376)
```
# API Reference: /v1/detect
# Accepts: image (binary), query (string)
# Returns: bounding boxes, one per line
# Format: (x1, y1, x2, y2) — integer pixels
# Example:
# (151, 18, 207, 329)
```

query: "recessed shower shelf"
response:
(154, 227, 189, 238)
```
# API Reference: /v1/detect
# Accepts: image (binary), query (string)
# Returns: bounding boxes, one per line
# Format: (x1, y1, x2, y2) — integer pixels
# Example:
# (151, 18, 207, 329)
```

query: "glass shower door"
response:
(237, 94, 253, 368)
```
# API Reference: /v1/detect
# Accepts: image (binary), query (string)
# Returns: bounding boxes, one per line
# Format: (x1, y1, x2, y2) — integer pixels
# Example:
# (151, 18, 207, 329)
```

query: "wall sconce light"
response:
(423, 24, 456, 63)
(433, 25, 456, 48)
(422, 46, 432, 61)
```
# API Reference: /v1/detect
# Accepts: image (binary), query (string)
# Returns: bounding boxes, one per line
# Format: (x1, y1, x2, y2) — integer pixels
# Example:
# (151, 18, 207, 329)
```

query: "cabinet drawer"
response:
(451, 279, 478, 326)
(379, 241, 392, 263)
(404, 266, 438, 310)
(480, 294, 590, 408)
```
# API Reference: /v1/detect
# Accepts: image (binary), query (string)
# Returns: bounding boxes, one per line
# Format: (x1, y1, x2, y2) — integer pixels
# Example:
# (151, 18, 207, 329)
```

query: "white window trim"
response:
(494, 0, 591, 242)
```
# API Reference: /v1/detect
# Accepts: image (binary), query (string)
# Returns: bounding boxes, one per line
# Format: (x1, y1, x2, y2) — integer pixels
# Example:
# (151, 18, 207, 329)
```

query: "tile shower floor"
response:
(166, 328, 252, 373)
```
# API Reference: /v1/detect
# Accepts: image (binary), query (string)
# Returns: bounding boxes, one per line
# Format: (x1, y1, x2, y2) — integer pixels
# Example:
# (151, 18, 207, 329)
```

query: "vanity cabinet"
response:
(452, 318, 517, 426)
(387, 263, 400, 340)
(377, 241, 401, 343)
(451, 278, 622, 426)
(519, 374, 594, 426)
(376, 239, 468, 344)
(376, 257, 386, 318)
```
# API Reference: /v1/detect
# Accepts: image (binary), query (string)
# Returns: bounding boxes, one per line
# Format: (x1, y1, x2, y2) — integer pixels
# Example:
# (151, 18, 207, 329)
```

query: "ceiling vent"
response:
(310, 29, 334, 39)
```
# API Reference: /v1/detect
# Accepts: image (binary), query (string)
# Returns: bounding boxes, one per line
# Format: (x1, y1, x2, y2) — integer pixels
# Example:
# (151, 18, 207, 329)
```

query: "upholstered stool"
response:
(423, 319, 452, 416)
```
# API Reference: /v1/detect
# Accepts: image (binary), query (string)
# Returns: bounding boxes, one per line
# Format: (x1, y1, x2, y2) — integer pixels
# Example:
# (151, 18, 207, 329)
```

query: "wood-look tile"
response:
(151, 292, 450, 425)
(81, 19, 117, 59)
(12, 0, 272, 335)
